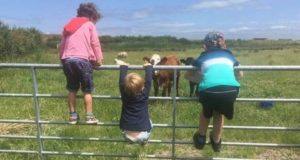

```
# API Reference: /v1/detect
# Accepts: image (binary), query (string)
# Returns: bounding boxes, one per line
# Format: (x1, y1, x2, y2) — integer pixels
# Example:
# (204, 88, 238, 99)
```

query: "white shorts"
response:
(122, 130, 151, 144)
(122, 120, 152, 144)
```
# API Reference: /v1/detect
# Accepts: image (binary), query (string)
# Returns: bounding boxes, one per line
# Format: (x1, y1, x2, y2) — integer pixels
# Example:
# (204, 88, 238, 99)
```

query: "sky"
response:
(1, 0, 300, 40)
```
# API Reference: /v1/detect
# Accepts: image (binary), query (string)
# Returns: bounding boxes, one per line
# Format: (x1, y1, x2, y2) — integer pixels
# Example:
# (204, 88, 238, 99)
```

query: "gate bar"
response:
(2, 63, 300, 71)
(1, 119, 299, 131)
(2, 93, 300, 102)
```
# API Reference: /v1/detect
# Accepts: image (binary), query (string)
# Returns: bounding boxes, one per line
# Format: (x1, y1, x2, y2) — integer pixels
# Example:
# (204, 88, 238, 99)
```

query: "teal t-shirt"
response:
(193, 49, 240, 91)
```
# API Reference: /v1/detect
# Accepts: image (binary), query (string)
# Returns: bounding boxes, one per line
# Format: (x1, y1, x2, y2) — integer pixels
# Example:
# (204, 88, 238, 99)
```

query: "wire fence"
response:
(0, 63, 299, 160)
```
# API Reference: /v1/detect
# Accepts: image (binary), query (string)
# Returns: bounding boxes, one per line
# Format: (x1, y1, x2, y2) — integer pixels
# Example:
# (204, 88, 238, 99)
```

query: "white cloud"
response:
(131, 10, 150, 19)
(151, 22, 195, 28)
(270, 25, 289, 30)
(191, 0, 250, 9)
(101, 26, 133, 36)
(229, 26, 251, 32)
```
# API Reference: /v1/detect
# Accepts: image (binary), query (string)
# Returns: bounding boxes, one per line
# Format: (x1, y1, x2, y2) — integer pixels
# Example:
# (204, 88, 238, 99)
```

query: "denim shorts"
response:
(62, 58, 94, 93)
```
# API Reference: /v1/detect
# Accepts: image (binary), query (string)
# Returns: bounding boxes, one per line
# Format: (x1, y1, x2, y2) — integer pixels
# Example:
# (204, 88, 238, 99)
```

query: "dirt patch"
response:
(258, 148, 300, 160)
(0, 123, 30, 134)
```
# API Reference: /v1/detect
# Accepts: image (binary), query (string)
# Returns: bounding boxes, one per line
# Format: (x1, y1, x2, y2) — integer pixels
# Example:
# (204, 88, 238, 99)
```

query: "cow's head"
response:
(150, 54, 161, 65)
(180, 57, 195, 65)
(143, 54, 161, 66)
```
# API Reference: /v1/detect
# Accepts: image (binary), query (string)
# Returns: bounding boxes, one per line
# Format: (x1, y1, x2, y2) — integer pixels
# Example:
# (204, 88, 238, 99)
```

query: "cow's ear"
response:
(180, 59, 186, 64)
(177, 59, 181, 65)
(143, 57, 150, 63)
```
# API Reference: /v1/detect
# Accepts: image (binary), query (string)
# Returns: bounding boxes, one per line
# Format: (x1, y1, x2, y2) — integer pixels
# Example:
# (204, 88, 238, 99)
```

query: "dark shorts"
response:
(62, 58, 94, 93)
(199, 85, 239, 120)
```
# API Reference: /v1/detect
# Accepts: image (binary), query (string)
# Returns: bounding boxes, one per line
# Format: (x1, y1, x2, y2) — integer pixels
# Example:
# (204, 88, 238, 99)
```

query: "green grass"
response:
(0, 48, 300, 159)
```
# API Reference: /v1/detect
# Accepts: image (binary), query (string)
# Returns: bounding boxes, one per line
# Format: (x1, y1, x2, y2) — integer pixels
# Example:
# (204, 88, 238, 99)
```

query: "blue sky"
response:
(1, 0, 300, 39)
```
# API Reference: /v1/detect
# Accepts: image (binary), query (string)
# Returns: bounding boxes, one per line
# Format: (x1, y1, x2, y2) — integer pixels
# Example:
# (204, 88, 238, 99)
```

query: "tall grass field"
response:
(0, 47, 300, 160)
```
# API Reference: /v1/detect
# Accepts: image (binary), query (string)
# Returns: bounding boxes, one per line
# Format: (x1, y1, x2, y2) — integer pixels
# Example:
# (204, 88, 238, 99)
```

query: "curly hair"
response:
(77, 2, 102, 22)
(203, 31, 227, 50)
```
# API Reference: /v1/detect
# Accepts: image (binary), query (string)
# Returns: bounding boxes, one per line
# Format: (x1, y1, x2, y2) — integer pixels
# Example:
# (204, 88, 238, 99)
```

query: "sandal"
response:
(193, 132, 206, 149)
(209, 131, 222, 152)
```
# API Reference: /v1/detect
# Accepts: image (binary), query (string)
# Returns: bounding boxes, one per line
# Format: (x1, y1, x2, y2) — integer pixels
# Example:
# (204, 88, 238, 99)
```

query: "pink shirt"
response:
(59, 21, 103, 62)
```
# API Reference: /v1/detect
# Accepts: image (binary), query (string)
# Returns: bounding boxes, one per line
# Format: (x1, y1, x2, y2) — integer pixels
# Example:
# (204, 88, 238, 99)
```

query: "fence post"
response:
(171, 68, 178, 160)
(31, 67, 44, 160)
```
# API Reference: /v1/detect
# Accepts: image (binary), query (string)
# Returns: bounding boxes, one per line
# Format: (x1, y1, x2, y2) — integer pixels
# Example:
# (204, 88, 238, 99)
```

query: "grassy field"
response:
(0, 47, 300, 160)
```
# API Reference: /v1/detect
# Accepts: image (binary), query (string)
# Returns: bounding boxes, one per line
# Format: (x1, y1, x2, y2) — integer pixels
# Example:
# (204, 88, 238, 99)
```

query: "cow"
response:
(180, 57, 201, 97)
(148, 54, 161, 65)
(117, 51, 128, 58)
(114, 58, 129, 65)
(143, 54, 180, 97)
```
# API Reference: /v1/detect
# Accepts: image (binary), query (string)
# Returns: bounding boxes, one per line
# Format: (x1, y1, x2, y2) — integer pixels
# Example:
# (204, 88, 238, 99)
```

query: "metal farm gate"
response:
(0, 63, 299, 160)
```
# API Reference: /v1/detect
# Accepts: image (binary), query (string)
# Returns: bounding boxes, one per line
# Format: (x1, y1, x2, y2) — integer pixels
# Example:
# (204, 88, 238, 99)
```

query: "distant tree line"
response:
(0, 21, 43, 56)
(46, 34, 300, 52)
(100, 35, 201, 51)
(226, 39, 300, 51)
(45, 35, 202, 52)
(1, 20, 300, 56)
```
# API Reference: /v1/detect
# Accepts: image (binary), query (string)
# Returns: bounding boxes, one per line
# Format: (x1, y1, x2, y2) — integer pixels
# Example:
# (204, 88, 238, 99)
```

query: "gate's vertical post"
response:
(31, 67, 44, 160)
(171, 68, 178, 160)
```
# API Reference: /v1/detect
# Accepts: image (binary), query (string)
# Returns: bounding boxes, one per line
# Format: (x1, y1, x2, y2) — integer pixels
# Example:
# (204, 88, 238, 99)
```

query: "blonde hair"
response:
(124, 73, 145, 97)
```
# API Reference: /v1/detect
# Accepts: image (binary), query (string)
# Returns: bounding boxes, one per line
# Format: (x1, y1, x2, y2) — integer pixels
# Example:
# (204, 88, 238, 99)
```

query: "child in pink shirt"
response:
(59, 2, 103, 124)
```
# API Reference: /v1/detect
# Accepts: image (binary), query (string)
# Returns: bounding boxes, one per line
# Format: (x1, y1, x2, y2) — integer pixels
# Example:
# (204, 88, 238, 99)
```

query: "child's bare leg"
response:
(212, 112, 224, 142)
(198, 112, 210, 136)
(83, 92, 99, 123)
(68, 91, 77, 112)
(83, 92, 93, 113)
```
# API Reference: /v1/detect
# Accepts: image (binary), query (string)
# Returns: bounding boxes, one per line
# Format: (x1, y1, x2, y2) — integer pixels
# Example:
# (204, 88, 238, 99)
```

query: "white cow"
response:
(117, 51, 128, 58)
(114, 58, 129, 65)
(150, 54, 161, 65)
(143, 54, 161, 75)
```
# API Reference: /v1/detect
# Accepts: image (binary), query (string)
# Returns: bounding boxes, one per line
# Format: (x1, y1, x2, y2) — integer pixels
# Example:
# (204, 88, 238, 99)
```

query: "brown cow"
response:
(143, 54, 180, 96)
